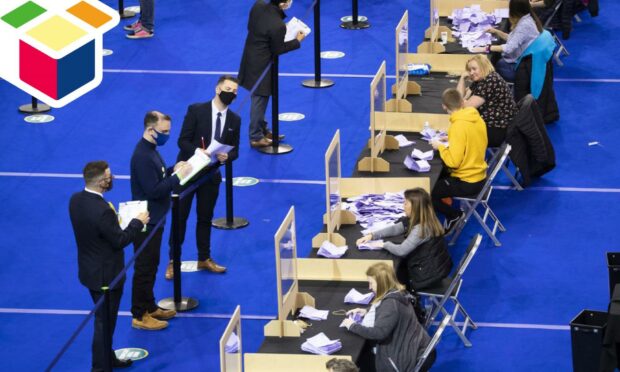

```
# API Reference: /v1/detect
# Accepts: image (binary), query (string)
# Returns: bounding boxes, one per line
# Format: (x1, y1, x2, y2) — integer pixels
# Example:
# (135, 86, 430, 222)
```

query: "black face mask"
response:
(219, 91, 237, 106)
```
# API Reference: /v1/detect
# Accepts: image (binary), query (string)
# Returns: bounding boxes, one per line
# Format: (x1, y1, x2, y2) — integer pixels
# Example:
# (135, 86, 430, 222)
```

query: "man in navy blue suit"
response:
(69, 161, 149, 371)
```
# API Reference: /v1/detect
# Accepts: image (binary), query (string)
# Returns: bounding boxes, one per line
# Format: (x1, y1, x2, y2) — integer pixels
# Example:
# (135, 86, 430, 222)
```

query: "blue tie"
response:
(215, 112, 222, 141)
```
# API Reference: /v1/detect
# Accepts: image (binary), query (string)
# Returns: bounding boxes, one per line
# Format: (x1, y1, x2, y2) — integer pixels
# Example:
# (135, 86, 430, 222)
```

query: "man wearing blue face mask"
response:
(129, 111, 192, 330)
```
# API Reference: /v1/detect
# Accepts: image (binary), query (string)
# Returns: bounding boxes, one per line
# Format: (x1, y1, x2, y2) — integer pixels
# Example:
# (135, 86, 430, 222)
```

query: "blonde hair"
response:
(366, 263, 404, 304)
(466, 55, 495, 80)
(404, 188, 444, 239)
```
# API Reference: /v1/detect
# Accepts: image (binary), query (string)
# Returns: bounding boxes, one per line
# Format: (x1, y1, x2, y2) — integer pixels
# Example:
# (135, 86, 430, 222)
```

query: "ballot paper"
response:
(449, 7, 500, 48)
(342, 192, 406, 233)
(420, 127, 448, 146)
(299, 305, 329, 321)
(118, 200, 148, 231)
(411, 148, 434, 161)
(348, 312, 363, 323)
(358, 240, 384, 251)
(317, 241, 348, 258)
(285, 17, 311, 42)
(344, 288, 375, 305)
(404, 156, 431, 173)
(206, 139, 235, 163)
(301, 333, 342, 355)
(394, 134, 415, 147)
(177, 142, 234, 186)
(225, 332, 239, 353)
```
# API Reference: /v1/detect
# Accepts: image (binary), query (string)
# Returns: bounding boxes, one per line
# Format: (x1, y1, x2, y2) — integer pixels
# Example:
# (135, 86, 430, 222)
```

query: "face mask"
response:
(151, 129, 169, 146)
(101, 177, 113, 192)
(219, 91, 237, 106)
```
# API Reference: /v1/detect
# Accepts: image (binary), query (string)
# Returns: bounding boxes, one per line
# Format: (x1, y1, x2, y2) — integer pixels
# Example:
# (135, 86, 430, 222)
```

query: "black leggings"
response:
(432, 176, 485, 220)
(487, 126, 507, 148)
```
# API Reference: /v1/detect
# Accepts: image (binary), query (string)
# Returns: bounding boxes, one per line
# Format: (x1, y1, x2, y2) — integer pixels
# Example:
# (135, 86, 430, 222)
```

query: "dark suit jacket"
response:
(69, 190, 144, 291)
(176, 101, 241, 183)
(238, 0, 300, 96)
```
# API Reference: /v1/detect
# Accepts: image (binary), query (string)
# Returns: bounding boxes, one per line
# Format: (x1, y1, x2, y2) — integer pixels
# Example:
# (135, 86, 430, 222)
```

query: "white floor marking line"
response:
(0, 307, 570, 330)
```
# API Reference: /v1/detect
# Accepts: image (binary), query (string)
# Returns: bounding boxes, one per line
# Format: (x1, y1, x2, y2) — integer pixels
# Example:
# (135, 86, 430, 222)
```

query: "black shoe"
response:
(113, 358, 133, 368)
(444, 212, 464, 234)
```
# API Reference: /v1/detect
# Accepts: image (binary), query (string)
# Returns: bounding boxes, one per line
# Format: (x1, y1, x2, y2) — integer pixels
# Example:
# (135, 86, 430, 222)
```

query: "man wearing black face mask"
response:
(129, 111, 192, 330)
(165, 75, 241, 279)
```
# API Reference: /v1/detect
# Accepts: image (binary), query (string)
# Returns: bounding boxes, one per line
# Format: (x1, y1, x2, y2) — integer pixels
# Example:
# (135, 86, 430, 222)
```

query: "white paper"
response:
(205, 139, 235, 164)
(301, 333, 342, 355)
(358, 240, 384, 251)
(176, 148, 210, 186)
(411, 148, 434, 161)
(285, 17, 311, 42)
(394, 134, 415, 147)
(225, 332, 239, 353)
(118, 200, 148, 230)
(344, 288, 375, 305)
(299, 305, 328, 321)
(317, 241, 348, 258)
(494, 8, 509, 19)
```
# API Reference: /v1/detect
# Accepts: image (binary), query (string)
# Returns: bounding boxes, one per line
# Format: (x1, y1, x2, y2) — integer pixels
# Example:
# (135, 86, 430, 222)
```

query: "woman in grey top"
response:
(356, 188, 444, 257)
(472, 0, 543, 82)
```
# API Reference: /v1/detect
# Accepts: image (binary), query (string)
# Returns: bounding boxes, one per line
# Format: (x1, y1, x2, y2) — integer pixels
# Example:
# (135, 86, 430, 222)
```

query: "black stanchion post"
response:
(340, 0, 370, 30)
(212, 161, 249, 230)
(302, 0, 334, 88)
(101, 287, 113, 372)
(118, 0, 136, 19)
(158, 194, 199, 311)
(258, 56, 293, 155)
(18, 96, 51, 114)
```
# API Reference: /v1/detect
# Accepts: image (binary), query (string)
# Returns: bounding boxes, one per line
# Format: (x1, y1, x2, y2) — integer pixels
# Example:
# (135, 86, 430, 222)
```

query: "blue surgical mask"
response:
(152, 129, 169, 146)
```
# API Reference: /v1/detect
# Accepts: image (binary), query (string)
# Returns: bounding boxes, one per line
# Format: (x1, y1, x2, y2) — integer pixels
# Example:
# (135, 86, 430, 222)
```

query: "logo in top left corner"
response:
(0, 0, 120, 108)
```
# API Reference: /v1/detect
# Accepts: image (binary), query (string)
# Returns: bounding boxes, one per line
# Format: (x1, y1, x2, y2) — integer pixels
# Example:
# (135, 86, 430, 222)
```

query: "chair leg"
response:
(472, 209, 502, 246)
(443, 302, 473, 347)
(448, 201, 472, 246)
(454, 298, 477, 330)
(502, 164, 523, 190)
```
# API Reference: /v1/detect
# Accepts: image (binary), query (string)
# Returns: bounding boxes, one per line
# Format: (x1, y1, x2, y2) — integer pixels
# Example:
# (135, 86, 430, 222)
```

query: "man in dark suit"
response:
(69, 161, 149, 371)
(166, 75, 241, 278)
(238, 0, 306, 148)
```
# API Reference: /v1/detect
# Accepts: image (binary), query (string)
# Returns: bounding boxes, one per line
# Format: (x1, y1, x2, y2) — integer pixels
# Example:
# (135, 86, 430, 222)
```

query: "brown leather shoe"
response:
(131, 313, 168, 330)
(197, 258, 226, 273)
(265, 131, 285, 141)
(165, 261, 173, 280)
(148, 307, 177, 320)
(250, 137, 272, 148)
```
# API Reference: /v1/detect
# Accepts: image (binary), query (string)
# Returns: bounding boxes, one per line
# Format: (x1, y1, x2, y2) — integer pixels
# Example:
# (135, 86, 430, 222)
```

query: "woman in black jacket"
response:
(340, 263, 433, 372)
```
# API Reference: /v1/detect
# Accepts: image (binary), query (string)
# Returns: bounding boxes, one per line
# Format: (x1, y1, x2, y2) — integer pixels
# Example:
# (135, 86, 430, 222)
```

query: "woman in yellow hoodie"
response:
(430, 88, 488, 232)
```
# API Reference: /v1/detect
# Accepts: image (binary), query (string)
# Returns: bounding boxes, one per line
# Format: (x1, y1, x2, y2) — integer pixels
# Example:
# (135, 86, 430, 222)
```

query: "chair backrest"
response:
(543, 0, 563, 29)
(414, 315, 451, 372)
(472, 143, 511, 205)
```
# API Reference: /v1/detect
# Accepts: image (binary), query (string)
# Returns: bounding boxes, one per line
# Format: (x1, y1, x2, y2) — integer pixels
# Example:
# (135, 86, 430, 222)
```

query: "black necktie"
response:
(215, 112, 222, 141)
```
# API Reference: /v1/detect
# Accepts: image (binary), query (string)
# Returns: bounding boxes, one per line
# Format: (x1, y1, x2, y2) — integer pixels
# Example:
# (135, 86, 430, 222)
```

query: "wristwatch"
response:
(485, 45, 491, 54)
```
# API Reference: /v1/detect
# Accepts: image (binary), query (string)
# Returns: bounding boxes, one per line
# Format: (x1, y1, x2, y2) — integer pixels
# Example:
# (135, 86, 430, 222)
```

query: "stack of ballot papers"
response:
(421, 127, 448, 146)
(348, 312, 363, 323)
(405, 156, 431, 173)
(301, 333, 342, 355)
(299, 305, 329, 321)
(318, 241, 348, 258)
(341, 193, 406, 233)
(225, 332, 239, 353)
(358, 240, 384, 251)
(177, 141, 234, 186)
(344, 288, 375, 305)
(285, 17, 311, 42)
(411, 148, 434, 161)
(118, 200, 148, 231)
(394, 134, 415, 147)
(449, 6, 501, 48)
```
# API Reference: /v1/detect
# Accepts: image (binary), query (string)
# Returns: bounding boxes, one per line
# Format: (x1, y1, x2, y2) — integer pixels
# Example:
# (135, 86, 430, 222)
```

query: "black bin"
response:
(570, 310, 607, 372)
(607, 252, 620, 298)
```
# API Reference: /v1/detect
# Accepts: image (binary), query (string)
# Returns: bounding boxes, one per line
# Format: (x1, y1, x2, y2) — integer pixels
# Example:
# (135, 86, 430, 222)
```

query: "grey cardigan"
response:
(372, 223, 429, 257)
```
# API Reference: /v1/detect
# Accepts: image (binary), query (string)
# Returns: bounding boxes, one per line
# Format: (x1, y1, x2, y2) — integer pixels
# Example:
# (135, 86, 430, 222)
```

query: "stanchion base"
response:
(157, 297, 199, 312)
(120, 10, 136, 19)
(302, 79, 335, 88)
(340, 21, 370, 30)
(19, 103, 51, 114)
(212, 217, 250, 230)
(257, 143, 293, 155)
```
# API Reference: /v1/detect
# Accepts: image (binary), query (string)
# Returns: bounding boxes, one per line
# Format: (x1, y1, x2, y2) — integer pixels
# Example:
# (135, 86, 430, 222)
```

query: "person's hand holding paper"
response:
(216, 152, 229, 163)
(173, 161, 193, 180)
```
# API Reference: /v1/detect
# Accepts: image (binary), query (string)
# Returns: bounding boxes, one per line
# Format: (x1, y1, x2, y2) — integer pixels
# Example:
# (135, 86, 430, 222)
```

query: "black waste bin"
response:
(571, 310, 607, 372)
(607, 252, 620, 298)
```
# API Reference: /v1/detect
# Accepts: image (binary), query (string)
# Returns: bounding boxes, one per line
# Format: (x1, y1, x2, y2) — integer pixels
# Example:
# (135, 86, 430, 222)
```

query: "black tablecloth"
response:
(425, 17, 507, 58)
(257, 281, 372, 361)
(406, 72, 459, 114)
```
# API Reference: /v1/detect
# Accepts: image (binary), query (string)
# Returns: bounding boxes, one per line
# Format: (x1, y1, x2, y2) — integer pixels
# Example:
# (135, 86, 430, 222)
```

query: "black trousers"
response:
(89, 287, 122, 371)
(131, 227, 163, 319)
(432, 175, 485, 220)
(487, 126, 507, 148)
(169, 178, 220, 261)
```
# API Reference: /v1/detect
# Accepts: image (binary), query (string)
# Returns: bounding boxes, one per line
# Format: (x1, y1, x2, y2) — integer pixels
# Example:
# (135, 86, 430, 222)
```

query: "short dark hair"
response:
(83, 160, 109, 185)
(442, 88, 464, 111)
(325, 358, 359, 372)
(143, 111, 171, 129)
(217, 75, 239, 86)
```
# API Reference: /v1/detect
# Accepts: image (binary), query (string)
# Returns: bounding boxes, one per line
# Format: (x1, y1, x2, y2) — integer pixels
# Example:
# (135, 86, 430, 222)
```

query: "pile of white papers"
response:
(404, 156, 431, 173)
(411, 148, 434, 161)
(358, 240, 384, 251)
(421, 127, 448, 146)
(317, 241, 348, 258)
(341, 192, 406, 233)
(449, 6, 501, 48)
(301, 333, 342, 355)
(344, 288, 375, 305)
(118, 200, 148, 231)
(285, 17, 311, 42)
(299, 305, 328, 321)
(394, 134, 415, 147)
(225, 332, 239, 353)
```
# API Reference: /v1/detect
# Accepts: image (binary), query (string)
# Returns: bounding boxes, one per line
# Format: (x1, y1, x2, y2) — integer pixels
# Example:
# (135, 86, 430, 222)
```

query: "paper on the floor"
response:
(411, 148, 433, 160)
(394, 134, 415, 147)
(118, 200, 148, 231)
(344, 288, 375, 305)
(285, 17, 311, 42)
(225, 332, 239, 353)
(358, 240, 384, 251)
(301, 333, 342, 355)
(299, 305, 329, 321)
(317, 241, 348, 258)
(404, 156, 431, 173)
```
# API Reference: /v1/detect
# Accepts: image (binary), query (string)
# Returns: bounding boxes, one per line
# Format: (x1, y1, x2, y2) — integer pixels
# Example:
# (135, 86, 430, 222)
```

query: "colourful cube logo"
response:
(0, 0, 119, 108)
